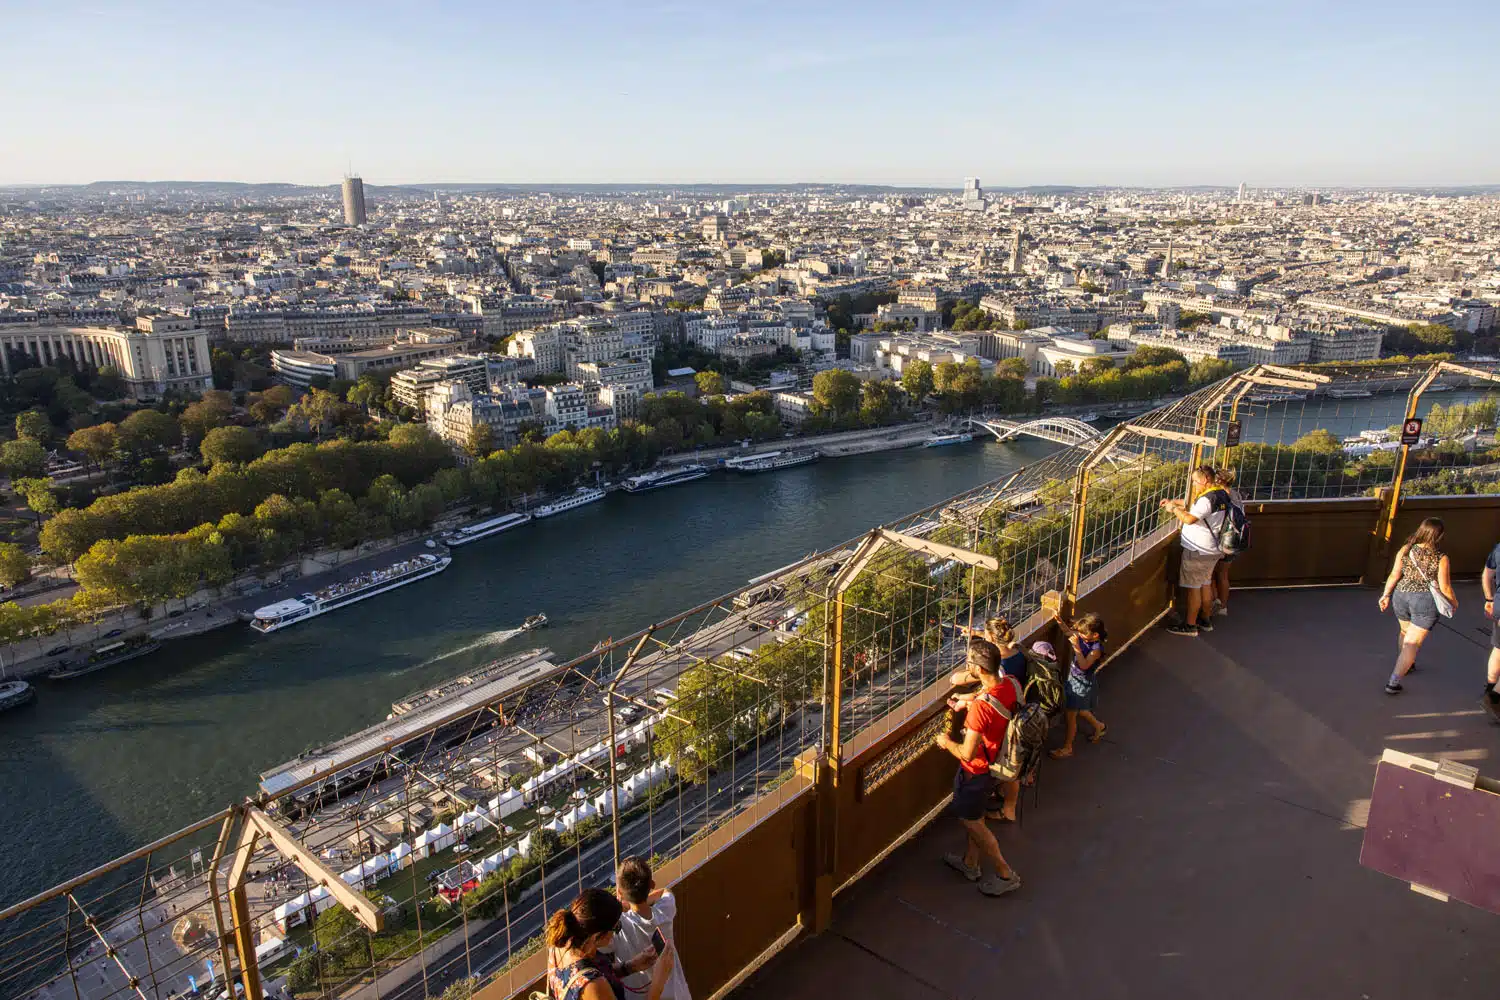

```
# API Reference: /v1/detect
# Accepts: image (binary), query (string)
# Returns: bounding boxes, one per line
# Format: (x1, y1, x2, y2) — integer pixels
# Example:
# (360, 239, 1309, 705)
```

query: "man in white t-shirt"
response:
(1160, 466, 1227, 637)
(615, 857, 691, 1000)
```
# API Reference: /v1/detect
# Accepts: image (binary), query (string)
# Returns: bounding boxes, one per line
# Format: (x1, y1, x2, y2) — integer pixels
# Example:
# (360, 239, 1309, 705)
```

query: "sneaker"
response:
(1196, 618, 1215, 633)
(1165, 622, 1199, 636)
(978, 872, 1022, 897)
(943, 852, 980, 882)
(1482, 687, 1500, 723)
(1384, 680, 1403, 695)
(1212, 599, 1227, 617)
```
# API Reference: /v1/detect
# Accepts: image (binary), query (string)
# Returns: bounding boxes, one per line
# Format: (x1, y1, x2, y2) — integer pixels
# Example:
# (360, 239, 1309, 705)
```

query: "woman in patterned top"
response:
(1378, 517, 1456, 695)
(543, 888, 674, 1000)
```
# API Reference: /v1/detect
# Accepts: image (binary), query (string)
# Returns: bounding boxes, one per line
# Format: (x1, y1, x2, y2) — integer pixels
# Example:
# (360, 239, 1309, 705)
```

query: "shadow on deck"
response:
(735, 584, 1500, 1000)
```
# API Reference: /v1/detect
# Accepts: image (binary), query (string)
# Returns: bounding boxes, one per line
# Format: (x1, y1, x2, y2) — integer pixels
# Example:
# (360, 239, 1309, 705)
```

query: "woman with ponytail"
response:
(543, 887, 674, 1000)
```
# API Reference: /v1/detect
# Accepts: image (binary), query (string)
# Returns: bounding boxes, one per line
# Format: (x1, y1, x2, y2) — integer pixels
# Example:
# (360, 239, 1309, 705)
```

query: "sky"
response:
(2, 0, 1497, 188)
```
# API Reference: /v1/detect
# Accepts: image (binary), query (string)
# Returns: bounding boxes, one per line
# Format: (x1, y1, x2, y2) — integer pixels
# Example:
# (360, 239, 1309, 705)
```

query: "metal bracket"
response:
(1434, 759, 1480, 790)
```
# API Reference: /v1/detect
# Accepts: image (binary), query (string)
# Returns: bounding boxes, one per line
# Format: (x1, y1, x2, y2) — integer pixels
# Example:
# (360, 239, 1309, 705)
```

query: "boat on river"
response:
(0, 679, 35, 712)
(723, 449, 820, 473)
(622, 465, 711, 493)
(521, 614, 549, 631)
(534, 487, 606, 517)
(249, 553, 452, 634)
(924, 432, 974, 448)
(47, 638, 162, 680)
(440, 512, 532, 547)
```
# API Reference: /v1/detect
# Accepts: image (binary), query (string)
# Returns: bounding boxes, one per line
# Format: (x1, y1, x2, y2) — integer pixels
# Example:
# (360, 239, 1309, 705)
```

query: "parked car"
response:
(46, 645, 69, 657)
(103, 628, 125, 638)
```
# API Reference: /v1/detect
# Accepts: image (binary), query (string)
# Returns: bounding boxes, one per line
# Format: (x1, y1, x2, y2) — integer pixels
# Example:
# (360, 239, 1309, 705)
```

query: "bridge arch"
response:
(961, 416, 1103, 446)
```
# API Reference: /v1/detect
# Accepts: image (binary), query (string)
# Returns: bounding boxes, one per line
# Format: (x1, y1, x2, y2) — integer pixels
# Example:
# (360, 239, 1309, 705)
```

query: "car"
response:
(103, 628, 125, 638)
(46, 645, 69, 657)
(168, 609, 184, 618)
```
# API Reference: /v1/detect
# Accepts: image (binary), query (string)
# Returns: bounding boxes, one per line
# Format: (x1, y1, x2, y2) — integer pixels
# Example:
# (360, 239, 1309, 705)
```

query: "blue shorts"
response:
(1065, 671, 1098, 712)
(950, 768, 996, 821)
(1391, 589, 1438, 631)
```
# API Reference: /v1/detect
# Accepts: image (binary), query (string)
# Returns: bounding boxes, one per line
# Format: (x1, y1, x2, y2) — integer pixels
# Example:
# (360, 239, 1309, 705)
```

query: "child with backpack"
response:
(1049, 612, 1108, 760)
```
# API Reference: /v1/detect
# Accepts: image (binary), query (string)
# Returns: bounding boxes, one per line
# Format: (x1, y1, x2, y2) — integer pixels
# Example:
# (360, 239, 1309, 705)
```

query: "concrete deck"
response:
(736, 584, 1500, 1000)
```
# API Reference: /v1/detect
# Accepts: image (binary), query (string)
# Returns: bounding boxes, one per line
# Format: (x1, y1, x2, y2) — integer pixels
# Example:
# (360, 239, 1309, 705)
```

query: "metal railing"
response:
(4, 360, 1500, 1000)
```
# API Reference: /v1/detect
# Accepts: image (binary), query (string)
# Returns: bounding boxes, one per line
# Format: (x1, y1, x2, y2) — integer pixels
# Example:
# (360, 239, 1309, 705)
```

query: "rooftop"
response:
(736, 584, 1500, 999)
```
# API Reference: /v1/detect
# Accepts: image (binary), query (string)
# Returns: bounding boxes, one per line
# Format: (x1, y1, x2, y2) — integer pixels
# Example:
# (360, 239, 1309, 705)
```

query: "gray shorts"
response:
(1180, 548, 1219, 589)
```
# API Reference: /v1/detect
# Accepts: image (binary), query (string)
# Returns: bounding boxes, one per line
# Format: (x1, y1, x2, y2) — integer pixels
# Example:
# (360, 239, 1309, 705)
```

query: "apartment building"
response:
(271, 329, 470, 386)
(508, 326, 567, 374)
(574, 360, 652, 420)
(221, 305, 432, 345)
(390, 354, 493, 411)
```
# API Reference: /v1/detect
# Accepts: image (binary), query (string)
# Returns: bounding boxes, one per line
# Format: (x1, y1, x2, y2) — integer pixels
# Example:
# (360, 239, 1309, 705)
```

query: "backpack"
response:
(1206, 488, 1250, 555)
(1021, 652, 1064, 717)
(978, 677, 1049, 783)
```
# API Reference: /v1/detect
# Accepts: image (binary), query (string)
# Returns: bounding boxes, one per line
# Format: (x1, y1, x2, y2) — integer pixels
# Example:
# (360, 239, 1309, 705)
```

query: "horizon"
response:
(3, 0, 1497, 188)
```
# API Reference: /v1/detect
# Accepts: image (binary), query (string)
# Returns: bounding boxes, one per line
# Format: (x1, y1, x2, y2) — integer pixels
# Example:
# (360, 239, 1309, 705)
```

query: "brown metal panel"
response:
(1229, 498, 1383, 586)
(1390, 494, 1500, 578)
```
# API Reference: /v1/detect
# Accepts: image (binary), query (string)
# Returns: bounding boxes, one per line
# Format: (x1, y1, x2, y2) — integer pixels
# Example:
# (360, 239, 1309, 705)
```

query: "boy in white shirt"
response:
(615, 857, 691, 1000)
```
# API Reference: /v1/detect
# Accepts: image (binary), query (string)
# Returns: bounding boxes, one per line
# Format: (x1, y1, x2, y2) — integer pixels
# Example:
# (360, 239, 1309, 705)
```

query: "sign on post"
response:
(1224, 420, 1242, 447)
(1400, 418, 1424, 446)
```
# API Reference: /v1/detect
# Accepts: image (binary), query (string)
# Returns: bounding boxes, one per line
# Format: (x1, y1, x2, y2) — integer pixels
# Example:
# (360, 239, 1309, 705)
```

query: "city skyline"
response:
(3, 0, 1497, 188)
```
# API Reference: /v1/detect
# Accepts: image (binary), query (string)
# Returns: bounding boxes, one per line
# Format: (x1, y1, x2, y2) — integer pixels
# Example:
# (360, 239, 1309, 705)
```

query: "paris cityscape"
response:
(2, 4, 1498, 1000)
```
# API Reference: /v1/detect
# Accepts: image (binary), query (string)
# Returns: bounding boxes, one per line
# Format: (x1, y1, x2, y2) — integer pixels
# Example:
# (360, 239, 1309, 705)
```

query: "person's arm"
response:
(645, 942, 676, 1000)
(1438, 555, 1457, 605)
(1379, 544, 1408, 611)
(1074, 640, 1102, 673)
(583, 978, 618, 1000)
(935, 723, 983, 763)
(1159, 498, 1202, 525)
(1484, 563, 1496, 619)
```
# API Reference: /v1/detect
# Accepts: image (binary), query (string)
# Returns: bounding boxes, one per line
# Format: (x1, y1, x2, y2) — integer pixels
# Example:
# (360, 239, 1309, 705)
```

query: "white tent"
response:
(339, 864, 364, 888)
(544, 818, 566, 834)
(388, 841, 413, 870)
(499, 845, 519, 863)
(360, 855, 390, 881)
(309, 886, 335, 915)
(478, 853, 504, 875)
(431, 822, 456, 851)
(595, 793, 613, 815)
(494, 789, 524, 818)
(272, 894, 311, 932)
(577, 802, 597, 823)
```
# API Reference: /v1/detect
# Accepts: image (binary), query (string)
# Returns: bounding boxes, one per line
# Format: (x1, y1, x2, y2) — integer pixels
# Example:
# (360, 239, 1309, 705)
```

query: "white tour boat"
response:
(622, 465, 711, 493)
(440, 512, 533, 547)
(534, 487, 606, 518)
(250, 553, 452, 634)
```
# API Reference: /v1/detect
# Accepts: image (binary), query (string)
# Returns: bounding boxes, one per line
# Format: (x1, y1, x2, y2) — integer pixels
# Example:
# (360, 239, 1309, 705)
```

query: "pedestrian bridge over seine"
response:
(961, 414, 1102, 446)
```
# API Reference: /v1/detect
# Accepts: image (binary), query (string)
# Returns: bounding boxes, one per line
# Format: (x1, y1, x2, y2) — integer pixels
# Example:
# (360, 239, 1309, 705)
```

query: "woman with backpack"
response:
(1378, 517, 1457, 695)
(1212, 467, 1243, 617)
(1049, 612, 1108, 759)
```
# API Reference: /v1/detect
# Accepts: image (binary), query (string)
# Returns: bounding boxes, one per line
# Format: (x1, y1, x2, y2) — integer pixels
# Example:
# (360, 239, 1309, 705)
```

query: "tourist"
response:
(1480, 538, 1500, 722)
(1378, 517, 1456, 695)
(615, 856, 691, 1000)
(1049, 612, 1108, 759)
(985, 617, 1028, 685)
(1160, 466, 1227, 636)
(1211, 467, 1242, 616)
(545, 887, 674, 1000)
(933, 639, 1023, 897)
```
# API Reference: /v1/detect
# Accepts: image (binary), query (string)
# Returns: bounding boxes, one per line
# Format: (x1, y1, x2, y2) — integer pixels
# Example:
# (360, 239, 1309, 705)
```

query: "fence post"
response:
(1370, 362, 1442, 577)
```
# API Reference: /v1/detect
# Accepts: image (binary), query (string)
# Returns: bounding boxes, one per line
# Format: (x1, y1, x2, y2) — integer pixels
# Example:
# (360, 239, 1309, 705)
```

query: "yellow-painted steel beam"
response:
(243, 806, 384, 932)
(876, 529, 1000, 571)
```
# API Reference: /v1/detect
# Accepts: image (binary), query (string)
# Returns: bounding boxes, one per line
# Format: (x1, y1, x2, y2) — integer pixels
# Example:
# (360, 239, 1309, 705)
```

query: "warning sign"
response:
(1224, 420, 1242, 447)
(1400, 418, 1423, 446)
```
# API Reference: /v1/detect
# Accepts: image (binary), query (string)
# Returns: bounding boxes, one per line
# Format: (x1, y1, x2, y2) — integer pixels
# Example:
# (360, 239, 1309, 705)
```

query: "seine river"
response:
(0, 437, 1059, 908)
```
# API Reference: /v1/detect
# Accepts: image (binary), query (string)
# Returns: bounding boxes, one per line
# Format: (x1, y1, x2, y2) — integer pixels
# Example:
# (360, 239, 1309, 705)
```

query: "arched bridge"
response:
(962, 415, 1103, 447)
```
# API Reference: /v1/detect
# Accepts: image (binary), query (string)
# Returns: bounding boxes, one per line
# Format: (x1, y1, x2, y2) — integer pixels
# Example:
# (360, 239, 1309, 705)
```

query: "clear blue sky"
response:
(3, 0, 1495, 187)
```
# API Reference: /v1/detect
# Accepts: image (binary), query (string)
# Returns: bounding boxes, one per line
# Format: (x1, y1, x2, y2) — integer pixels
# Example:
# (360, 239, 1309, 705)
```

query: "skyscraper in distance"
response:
(342, 175, 368, 226)
(1009, 227, 1024, 273)
(1236, 181, 1246, 203)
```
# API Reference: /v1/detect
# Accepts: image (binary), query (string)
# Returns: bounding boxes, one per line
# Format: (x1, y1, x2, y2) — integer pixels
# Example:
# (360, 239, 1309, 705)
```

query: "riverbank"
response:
(656, 415, 944, 466)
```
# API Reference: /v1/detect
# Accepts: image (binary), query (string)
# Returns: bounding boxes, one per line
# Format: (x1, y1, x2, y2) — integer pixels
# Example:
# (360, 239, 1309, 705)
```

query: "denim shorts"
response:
(1391, 589, 1438, 630)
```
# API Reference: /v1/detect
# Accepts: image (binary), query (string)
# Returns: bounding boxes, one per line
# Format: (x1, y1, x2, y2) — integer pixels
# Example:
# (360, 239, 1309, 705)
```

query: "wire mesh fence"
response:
(6, 361, 1500, 1000)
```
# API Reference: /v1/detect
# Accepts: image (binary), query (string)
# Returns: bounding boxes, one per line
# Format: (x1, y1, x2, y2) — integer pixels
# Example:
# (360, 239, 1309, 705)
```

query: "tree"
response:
(117, 409, 181, 454)
(901, 360, 935, 402)
(996, 357, 1030, 380)
(210, 348, 236, 390)
(467, 423, 497, 459)
(15, 410, 51, 444)
(860, 379, 902, 426)
(13, 478, 59, 524)
(200, 425, 262, 466)
(247, 385, 294, 424)
(67, 423, 118, 469)
(179, 391, 233, 442)
(694, 370, 728, 396)
(92, 365, 126, 400)
(933, 361, 959, 394)
(811, 369, 861, 418)
(1, 438, 47, 479)
(1189, 357, 1235, 385)
(0, 543, 32, 588)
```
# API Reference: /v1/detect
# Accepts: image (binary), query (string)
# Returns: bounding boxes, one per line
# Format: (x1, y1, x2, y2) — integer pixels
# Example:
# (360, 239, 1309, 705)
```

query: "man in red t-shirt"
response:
(934, 638, 1022, 897)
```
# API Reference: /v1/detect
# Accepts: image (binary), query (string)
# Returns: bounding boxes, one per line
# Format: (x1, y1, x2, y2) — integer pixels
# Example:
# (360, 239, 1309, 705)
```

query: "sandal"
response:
(1089, 725, 1108, 744)
(1049, 747, 1074, 759)
(984, 810, 1017, 823)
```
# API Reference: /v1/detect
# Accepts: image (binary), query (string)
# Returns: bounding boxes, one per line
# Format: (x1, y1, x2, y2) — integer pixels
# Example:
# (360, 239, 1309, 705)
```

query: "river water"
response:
(2, 385, 1487, 910)
(0, 437, 1059, 908)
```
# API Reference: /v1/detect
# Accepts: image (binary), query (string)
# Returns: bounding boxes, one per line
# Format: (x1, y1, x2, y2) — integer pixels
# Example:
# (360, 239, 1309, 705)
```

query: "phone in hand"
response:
(650, 928, 667, 955)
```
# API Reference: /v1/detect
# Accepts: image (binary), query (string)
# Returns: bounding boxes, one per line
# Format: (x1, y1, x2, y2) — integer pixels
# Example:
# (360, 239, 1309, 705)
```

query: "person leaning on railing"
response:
(539, 887, 675, 1000)
(1159, 465, 1226, 637)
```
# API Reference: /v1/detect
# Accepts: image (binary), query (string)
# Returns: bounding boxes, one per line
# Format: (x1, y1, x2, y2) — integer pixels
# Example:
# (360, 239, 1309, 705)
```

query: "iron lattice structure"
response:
(4, 361, 1500, 1000)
